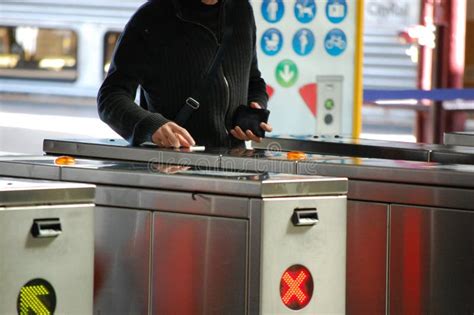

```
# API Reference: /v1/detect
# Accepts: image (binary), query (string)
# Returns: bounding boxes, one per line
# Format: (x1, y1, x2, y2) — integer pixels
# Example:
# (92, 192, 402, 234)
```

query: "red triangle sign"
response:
(266, 85, 275, 100)
(299, 83, 317, 117)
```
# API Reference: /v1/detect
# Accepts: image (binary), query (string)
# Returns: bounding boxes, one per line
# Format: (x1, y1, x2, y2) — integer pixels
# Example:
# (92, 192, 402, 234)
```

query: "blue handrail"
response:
(364, 89, 474, 102)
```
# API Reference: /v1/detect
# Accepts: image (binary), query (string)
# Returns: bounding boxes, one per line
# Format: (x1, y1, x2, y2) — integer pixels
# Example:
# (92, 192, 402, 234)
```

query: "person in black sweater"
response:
(97, 0, 272, 148)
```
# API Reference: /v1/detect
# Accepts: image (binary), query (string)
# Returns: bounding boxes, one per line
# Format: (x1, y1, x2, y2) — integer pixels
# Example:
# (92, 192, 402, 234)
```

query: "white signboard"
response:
(252, 0, 361, 136)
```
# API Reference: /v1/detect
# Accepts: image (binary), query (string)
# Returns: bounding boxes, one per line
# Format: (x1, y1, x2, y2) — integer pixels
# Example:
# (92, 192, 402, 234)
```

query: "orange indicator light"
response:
(287, 151, 307, 160)
(54, 156, 76, 166)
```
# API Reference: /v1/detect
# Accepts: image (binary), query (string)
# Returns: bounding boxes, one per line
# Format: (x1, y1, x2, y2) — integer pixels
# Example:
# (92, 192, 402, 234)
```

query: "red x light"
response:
(280, 265, 314, 310)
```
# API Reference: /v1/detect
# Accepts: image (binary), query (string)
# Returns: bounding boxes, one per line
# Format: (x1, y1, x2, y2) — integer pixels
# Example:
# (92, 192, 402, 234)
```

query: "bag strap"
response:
(174, 1, 235, 126)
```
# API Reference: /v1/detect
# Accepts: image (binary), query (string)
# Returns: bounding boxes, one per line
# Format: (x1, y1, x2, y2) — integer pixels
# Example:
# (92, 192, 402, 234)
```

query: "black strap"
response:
(175, 1, 235, 126)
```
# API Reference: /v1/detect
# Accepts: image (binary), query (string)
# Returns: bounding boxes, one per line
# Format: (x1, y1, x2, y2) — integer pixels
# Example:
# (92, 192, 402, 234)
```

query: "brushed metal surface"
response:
(220, 148, 297, 174)
(298, 158, 474, 188)
(0, 156, 122, 181)
(60, 161, 347, 198)
(444, 132, 474, 147)
(254, 137, 432, 161)
(152, 212, 247, 315)
(95, 185, 251, 219)
(346, 201, 388, 315)
(0, 177, 95, 207)
(0, 151, 25, 156)
(248, 199, 263, 315)
(0, 204, 94, 315)
(347, 180, 474, 211)
(430, 146, 474, 165)
(259, 196, 347, 314)
(0, 156, 61, 180)
(390, 205, 474, 315)
(93, 206, 151, 315)
(260, 175, 348, 198)
(43, 138, 221, 168)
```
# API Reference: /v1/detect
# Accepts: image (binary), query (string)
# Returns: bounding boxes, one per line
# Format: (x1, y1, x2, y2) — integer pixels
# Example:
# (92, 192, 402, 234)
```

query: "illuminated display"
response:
(280, 265, 314, 310)
(17, 279, 56, 315)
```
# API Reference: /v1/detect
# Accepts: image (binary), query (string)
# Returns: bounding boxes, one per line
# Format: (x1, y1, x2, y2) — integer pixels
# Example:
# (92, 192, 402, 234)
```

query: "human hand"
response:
(152, 122, 195, 148)
(230, 102, 273, 143)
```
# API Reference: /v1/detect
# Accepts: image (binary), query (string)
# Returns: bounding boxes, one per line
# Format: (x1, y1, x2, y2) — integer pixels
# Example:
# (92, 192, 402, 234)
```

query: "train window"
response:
(0, 26, 78, 81)
(103, 31, 121, 76)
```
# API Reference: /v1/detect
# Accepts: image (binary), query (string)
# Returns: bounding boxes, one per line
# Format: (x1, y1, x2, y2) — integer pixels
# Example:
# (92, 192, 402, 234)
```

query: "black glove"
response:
(232, 105, 270, 138)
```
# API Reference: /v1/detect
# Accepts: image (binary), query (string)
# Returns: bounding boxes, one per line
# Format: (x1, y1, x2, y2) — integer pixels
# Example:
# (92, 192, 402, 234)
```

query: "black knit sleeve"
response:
(97, 12, 169, 146)
(247, 4, 269, 108)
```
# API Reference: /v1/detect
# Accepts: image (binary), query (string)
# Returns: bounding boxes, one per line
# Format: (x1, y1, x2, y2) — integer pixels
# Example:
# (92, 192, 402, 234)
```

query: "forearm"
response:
(98, 80, 169, 145)
(97, 18, 170, 145)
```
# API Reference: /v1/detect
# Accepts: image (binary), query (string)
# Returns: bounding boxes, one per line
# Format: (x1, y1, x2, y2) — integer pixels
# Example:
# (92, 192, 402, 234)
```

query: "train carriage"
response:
(0, 0, 140, 99)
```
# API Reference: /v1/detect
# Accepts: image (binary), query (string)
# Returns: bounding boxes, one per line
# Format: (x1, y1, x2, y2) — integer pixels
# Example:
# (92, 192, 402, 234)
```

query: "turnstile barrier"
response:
(0, 178, 95, 315)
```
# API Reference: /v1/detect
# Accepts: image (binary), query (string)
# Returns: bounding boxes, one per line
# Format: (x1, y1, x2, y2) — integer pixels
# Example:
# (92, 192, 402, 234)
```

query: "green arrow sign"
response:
(275, 60, 299, 88)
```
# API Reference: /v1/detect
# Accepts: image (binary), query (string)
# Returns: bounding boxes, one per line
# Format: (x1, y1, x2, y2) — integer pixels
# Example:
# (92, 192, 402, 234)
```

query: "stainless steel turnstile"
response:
(38, 138, 474, 314)
(0, 178, 95, 315)
(41, 138, 347, 174)
(253, 136, 434, 161)
(253, 135, 474, 164)
(299, 158, 474, 315)
(0, 155, 348, 315)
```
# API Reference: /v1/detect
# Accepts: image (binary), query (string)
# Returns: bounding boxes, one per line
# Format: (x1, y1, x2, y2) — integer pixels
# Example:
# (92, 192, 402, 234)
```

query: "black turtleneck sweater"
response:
(97, 0, 268, 147)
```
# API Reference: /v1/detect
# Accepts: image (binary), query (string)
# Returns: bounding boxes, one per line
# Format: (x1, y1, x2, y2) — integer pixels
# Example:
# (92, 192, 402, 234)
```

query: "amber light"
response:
(287, 151, 307, 160)
(280, 265, 314, 310)
(54, 156, 76, 166)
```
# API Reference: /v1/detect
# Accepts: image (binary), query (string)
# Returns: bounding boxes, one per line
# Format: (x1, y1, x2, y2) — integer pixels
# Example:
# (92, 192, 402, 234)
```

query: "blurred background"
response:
(0, 0, 473, 153)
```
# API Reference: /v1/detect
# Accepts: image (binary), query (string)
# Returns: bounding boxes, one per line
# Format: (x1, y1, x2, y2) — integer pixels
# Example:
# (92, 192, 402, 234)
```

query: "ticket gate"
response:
(0, 178, 95, 315)
(42, 138, 347, 174)
(39, 138, 474, 315)
(254, 136, 433, 161)
(298, 158, 474, 314)
(0, 155, 348, 314)
(44, 136, 474, 166)
(253, 136, 474, 164)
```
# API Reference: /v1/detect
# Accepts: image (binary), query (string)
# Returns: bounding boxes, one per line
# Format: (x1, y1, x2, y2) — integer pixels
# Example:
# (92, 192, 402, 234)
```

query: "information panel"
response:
(251, 0, 362, 136)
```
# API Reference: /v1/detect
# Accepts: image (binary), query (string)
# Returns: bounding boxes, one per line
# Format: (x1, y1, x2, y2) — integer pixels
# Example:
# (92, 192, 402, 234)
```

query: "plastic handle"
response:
(31, 218, 62, 238)
(291, 208, 319, 226)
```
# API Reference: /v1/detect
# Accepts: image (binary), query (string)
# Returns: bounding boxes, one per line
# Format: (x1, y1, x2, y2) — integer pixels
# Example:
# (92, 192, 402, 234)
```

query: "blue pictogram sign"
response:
(262, 0, 285, 23)
(326, 0, 348, 24)
(293, 29, 315, 56)
(261, 28, 284, 56)
(324, 28, 347, 56)
(294, 0, 317, 24)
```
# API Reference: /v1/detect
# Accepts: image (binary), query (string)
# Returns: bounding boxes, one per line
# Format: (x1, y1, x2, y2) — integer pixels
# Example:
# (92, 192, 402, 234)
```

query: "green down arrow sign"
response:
(275, 60, 299, 88)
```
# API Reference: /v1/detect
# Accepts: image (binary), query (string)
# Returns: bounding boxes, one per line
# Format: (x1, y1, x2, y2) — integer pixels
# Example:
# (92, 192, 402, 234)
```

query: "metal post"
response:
(416, 0, 467, 144)
(416, 0, 435, 143)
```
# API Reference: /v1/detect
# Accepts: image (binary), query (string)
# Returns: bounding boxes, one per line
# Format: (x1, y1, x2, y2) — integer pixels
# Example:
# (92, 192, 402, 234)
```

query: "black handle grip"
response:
(292, 208, 319, 226)
(31, 218, 62, 238)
